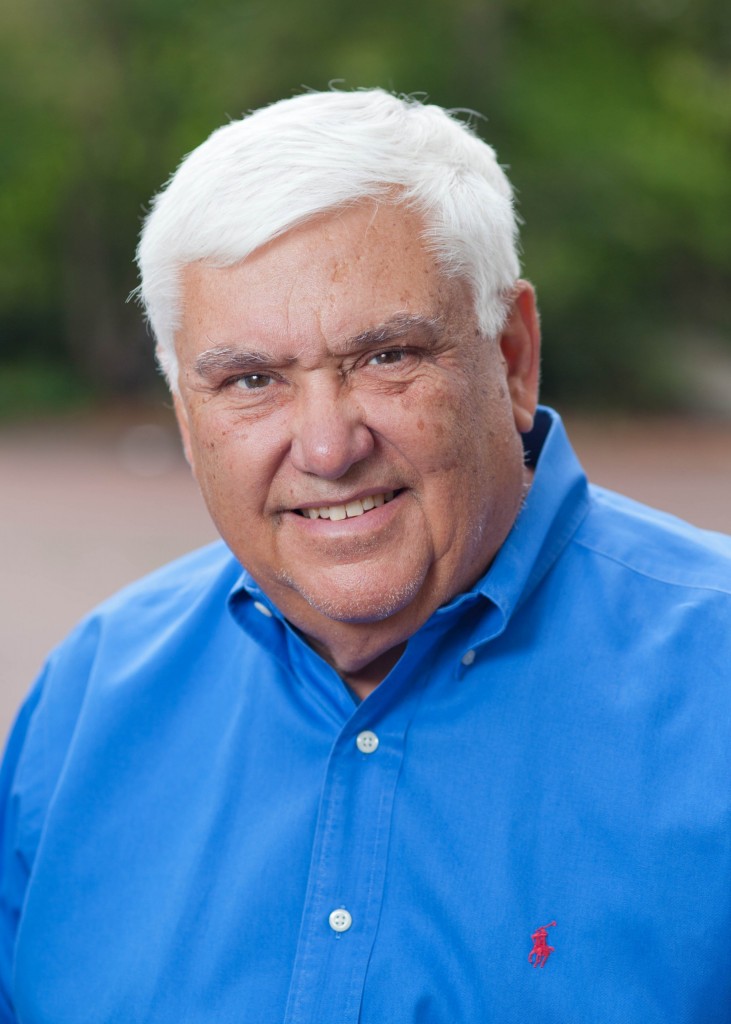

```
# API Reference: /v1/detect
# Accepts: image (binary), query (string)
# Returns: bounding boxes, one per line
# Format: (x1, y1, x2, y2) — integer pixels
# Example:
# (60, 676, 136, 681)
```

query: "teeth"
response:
(299, 491, 396, 520)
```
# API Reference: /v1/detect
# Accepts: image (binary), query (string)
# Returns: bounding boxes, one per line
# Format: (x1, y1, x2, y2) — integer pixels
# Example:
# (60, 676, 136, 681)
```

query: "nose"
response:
(290, 377, 374, 479)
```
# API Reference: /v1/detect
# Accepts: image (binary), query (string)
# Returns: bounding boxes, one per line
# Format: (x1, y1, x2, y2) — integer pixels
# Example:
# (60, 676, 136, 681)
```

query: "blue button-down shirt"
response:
(2, 408, 731, 1023)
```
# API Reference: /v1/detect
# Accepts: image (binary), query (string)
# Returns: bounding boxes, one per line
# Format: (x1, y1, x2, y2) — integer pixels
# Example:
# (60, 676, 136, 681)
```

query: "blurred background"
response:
(1, 0, 730, 735)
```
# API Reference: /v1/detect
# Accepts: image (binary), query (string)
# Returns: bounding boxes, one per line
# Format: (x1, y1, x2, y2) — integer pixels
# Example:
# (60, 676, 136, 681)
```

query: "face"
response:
(173, 203, 539, 661)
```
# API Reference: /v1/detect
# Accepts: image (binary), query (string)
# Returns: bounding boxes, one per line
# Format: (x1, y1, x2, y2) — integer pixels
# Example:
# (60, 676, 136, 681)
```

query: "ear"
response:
(498, 280, 541, 434)
(172, 392, 196, 476)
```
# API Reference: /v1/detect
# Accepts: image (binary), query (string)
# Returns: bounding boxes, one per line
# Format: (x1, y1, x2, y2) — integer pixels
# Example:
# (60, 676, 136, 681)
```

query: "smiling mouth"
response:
(295, 490, 399, 521)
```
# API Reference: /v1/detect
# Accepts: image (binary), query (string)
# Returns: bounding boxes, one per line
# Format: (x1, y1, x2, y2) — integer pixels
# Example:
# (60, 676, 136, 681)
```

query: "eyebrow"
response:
(193, 347, 293, 380)
(340, 312, 442, 353)
(192, 312, 443, 381)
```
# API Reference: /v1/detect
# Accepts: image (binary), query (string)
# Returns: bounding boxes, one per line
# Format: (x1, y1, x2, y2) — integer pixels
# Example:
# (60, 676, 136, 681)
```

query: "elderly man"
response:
(1, 90, 730, 1023)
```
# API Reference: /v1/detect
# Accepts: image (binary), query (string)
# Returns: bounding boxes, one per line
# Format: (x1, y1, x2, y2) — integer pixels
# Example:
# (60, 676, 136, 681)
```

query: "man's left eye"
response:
(234, 373, 272, 390)
(368, 350, 405, 366)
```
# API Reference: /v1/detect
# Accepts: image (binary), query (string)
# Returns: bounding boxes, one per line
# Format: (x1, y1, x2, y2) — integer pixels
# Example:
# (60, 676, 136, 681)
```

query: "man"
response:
(1, 89, 730, 1023)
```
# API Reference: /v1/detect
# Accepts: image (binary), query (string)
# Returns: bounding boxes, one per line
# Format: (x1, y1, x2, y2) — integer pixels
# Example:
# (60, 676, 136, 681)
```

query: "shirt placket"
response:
(283, 687, 420, 1024)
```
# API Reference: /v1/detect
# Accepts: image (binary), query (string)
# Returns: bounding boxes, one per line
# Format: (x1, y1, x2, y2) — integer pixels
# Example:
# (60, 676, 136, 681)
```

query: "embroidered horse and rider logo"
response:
(528, 921, 556, 968)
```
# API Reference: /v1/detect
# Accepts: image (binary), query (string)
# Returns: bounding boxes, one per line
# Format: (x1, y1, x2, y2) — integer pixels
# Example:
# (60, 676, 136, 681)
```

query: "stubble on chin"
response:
(273, 564, 426, 625)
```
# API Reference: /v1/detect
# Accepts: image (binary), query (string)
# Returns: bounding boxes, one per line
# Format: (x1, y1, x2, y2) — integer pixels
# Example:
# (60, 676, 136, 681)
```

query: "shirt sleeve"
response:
(0, 675, 45, 1023)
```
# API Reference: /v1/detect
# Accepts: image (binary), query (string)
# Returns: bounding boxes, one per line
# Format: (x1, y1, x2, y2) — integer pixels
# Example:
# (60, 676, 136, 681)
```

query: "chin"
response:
(290, 572, 426, 626)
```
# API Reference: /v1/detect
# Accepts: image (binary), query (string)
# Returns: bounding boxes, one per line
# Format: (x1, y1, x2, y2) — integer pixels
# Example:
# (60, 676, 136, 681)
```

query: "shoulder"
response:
(1, 541, 244, 870)
(14, 534, 242, 712)
(572, 484, 731, 596)
(11, 540, 241, 760)
(29, 540, 241, 675)
(34, 538, 243, 709)
(98, 538, 242, 618)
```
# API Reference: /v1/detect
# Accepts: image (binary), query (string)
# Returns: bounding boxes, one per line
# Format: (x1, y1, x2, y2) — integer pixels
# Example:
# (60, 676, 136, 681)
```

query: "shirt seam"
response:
(571, 534, 731, 599)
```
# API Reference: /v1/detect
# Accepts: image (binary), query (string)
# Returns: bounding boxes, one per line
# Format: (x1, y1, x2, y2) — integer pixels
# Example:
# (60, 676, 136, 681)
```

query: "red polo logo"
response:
(528, 921, 556, 968)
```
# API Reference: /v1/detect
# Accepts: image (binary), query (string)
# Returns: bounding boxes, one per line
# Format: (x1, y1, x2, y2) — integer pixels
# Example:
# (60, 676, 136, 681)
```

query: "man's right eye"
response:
(234, 373, 272, 390)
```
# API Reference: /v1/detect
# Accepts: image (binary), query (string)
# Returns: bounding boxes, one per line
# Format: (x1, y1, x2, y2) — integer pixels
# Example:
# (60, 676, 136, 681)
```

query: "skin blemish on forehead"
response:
(330, 259, 349, 284)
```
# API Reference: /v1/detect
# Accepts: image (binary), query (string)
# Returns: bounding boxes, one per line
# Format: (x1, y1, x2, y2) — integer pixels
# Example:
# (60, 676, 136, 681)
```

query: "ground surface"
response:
(2, 407, 730, 739)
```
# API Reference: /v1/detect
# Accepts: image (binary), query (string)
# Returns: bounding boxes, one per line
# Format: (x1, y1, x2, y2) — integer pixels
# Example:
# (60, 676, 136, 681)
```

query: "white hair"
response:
(135, 88, 521, 388)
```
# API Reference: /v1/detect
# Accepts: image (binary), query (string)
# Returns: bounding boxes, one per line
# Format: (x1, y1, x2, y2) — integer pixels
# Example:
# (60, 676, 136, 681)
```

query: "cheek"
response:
(376, 380, 464, 472)
(424, 376, 523, 518)
(187, 421, 256, 506)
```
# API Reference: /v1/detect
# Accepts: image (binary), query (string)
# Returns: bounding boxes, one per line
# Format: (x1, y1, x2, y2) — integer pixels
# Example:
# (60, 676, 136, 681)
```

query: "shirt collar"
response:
(468, 406, 590, 634)
(228, 406, 590, 646)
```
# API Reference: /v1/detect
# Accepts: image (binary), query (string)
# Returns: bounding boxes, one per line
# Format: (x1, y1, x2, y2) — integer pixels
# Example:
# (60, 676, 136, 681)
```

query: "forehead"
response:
(177, 203, 467, 355)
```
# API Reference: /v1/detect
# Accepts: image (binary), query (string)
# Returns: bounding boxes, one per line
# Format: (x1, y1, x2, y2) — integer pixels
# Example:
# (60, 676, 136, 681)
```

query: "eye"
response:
(367, 349, 405, 366)
(234, 373, 272, 390)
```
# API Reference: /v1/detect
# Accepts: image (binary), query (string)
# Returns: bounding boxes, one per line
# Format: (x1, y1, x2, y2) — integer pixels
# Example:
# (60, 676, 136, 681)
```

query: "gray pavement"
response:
(2, 407, 730, 741)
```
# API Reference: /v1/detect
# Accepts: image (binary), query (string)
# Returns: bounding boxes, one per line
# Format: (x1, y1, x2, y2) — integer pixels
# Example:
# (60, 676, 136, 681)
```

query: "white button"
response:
(356, 730, 379, 754)
(329, 908, 353, 933)
(461, 649, 476, 666)
(253, 601, 273, 618)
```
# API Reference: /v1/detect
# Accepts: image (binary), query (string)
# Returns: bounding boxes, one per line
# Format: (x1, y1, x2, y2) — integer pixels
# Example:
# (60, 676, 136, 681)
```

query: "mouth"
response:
(294, 490, 400, 521)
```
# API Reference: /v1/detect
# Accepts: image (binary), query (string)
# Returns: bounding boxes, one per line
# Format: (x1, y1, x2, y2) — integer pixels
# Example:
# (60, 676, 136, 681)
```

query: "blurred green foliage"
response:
(0, 363, 92, 419)
(1, 0, 729, 410)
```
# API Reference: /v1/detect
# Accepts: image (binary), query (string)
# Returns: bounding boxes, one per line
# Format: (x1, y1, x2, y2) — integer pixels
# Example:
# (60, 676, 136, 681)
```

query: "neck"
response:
(335, 643, 407, 701)
(304, 615, 413, 697)
(286, 583, 448, 699)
